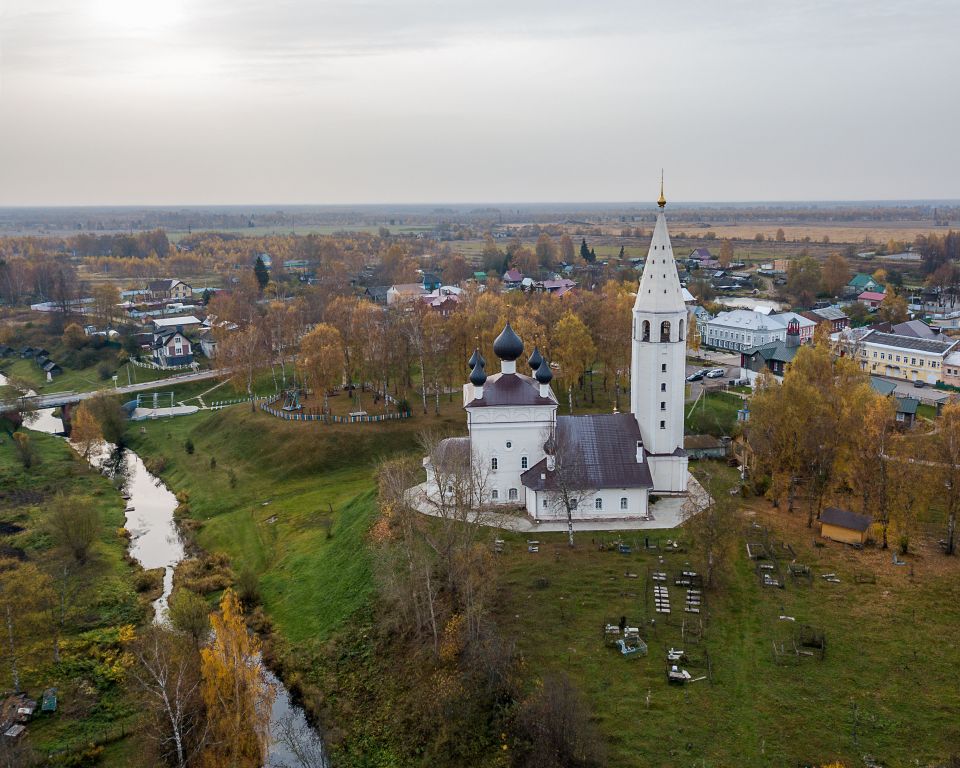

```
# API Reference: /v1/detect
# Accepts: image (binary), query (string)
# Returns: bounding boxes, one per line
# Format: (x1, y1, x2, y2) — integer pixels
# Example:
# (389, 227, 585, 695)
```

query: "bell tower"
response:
(630, 178, 689, 493)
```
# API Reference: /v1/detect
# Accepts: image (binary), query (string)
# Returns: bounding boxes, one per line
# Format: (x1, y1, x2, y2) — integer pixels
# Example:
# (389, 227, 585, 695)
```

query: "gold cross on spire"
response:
(657, 169, 666, 209)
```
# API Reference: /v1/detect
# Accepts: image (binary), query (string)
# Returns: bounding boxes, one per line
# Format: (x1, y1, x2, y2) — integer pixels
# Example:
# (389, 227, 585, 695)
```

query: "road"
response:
(0, 368, 228, 412)
(685, 357, 741, 402)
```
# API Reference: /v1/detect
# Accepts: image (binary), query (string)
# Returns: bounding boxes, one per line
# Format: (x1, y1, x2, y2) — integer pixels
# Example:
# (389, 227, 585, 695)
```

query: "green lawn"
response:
(491, 475, 960, 766)
(686, 390, 743, 437)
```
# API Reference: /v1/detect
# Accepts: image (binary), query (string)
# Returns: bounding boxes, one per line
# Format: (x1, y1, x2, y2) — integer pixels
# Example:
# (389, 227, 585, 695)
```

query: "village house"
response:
(147, 278, 193, 302)
(152, 315, 203, 333)
(855, 331, 958, 384)
(858, 291, 887, 309)
(847, 273, 883, 295)
(502, 269, 524, 290)
(800, 305, 849, 333)
(702, 309, 788, 352)
(739, 319, 804, 383)
(152, 327, 194, 367)
(364, 286, 390, 304)
(386, 283, 426, 305)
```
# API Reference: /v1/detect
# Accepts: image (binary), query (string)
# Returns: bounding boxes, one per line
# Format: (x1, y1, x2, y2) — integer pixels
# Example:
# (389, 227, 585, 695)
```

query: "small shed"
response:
(684, 434, 728, 460)
(820, 507, 872, 546)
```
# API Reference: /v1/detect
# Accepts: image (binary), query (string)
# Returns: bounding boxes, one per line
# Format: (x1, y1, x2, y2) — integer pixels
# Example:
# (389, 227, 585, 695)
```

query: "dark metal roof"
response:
(863, 331, 956, 355)
(869, 377, 897, 396)
(895, 396, 919, 415)
(520, 414, 653, 491)
(465, 373, 556, 407)
(820, 506, 872, 532)
(431, 437, 471, 472)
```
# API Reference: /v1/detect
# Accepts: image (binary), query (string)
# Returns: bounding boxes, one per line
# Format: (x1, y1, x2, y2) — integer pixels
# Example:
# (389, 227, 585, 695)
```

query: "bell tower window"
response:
(660, 321, 671, 342)
(642, 320, 650, 342)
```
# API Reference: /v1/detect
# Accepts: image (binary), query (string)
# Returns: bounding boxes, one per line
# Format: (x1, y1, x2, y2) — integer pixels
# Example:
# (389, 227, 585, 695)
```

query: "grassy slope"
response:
(126, 403, 461, 644)
(0, 427, 145, 763)
(491, 468, 960, 766)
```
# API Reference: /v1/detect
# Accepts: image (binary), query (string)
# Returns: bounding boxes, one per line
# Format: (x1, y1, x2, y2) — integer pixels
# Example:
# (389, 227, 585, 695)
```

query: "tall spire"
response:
(658, 169, 666, 209)
(634, 181, 685, 315)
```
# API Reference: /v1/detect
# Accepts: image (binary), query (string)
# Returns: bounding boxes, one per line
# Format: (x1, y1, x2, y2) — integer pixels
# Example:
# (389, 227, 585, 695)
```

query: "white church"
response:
(424, 187, 691, 522)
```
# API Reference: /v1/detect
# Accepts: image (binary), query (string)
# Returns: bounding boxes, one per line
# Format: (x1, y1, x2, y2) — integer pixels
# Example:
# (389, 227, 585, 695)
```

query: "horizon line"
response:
(1, 197, 959, 210)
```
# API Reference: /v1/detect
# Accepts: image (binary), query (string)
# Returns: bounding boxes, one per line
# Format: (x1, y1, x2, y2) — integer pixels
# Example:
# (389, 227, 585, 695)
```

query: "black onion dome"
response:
(493, 322, 524, 362)
(469, 362, 487, 386)
(468, 348, 480, 369)
(535, 360, 553, 384)
(478, 352, 486, 367)
(528, 346, 543, 372)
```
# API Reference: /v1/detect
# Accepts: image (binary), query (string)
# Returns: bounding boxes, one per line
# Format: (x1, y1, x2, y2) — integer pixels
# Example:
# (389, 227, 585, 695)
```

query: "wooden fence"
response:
(259, 393, 410, 423)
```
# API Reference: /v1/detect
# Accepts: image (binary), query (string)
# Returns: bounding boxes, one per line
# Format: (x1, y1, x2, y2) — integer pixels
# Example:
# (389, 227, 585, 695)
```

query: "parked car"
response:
(914, 380, 927, 388)
(705, 368, 726, 379)
(686, 372, 704, 382)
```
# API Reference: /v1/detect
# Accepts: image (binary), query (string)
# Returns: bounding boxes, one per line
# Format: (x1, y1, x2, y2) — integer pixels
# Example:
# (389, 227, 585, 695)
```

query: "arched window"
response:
(620, 497, 628, 510)
(491, 489, 499, 500)
(595, 498, 603, 510)
(642, 320, 650, 342)
(521, 456, 528, 469)
(508, 488, 518, 501)
(491, 457, 498, 470)
(679, 319, 685, 341)
(660, 321, 671, 342)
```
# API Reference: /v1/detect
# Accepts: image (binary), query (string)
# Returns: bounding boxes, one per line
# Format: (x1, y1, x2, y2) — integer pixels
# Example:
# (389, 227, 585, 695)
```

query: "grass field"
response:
(0, 427, 147, 764)
(119, 394, 960, 766)
(491, 466, 960, 765)
(125, 403, 463, 643)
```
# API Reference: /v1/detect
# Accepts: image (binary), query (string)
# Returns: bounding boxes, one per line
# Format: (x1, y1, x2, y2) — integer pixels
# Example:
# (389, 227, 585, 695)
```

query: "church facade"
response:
(425, 190, 689, 522)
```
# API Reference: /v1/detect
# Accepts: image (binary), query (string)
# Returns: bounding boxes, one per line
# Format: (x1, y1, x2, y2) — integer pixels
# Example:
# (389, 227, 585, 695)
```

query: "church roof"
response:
(634, 211, 686, 315)
(520, 414, 653, 491)
(465, 372, 557, 407)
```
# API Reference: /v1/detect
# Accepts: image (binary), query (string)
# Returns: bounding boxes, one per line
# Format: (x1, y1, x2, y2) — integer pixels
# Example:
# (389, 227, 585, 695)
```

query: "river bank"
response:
(3, 374, 325, 767)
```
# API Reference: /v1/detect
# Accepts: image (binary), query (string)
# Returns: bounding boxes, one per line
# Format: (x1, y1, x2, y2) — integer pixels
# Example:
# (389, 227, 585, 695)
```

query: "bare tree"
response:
(48, 492, 100, 564)
(540, 426, 594, 548)
(681, 472, 736, 590)
(516, 673, 606, 768)
(127, 626, 207, 768)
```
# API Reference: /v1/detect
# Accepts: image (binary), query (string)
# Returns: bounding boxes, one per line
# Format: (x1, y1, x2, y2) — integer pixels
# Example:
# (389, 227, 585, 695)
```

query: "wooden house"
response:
(819, 507, 872, 546)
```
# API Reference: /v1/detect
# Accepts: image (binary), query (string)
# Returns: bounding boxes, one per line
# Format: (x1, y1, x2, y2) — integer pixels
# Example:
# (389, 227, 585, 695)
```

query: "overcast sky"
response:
(1, 0, 957, 205)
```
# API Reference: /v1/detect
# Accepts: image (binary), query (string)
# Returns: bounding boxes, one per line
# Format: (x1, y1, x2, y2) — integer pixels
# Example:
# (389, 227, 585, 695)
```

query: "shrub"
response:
(235, 565, 261, 607)
(209, 456, 217, 469)
(184, 438, 194, 454)
(228, 468, 237, 488)
(97, 362, 114, 380)
(134, 568, 163, 594)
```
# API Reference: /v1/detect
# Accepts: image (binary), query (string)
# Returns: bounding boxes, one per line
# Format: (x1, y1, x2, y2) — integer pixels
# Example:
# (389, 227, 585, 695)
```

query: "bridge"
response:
(0, 368, 227, 415)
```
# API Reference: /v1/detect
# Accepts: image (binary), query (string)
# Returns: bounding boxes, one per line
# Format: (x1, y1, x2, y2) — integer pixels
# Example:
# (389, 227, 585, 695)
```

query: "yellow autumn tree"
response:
(298, 322, 345, 417)
(70, 402, 103, 459)
(200, 589, 275, 768)
(551, 311, 596, 413)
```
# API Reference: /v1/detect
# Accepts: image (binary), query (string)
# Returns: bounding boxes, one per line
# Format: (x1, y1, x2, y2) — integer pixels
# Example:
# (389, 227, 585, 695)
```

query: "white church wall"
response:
(649, 455, 688, 494)
(468, 404, 556, 505)
(527, 487, 650, 522)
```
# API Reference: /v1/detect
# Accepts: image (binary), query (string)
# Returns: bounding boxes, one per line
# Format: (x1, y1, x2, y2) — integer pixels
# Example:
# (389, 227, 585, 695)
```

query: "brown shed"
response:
(820, 507, 872, 546)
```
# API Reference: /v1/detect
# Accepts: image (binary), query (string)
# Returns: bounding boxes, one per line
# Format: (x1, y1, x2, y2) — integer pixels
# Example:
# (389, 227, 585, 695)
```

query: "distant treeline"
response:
(73, 229, 170, 259)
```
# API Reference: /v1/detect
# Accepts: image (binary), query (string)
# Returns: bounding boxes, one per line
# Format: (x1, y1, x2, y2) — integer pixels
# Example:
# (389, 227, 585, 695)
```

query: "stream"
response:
(2, 373, 325, 767)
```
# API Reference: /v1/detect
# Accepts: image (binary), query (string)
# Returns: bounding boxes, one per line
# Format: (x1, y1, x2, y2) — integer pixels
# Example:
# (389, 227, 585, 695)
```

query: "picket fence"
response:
(259, 393, 410, 424)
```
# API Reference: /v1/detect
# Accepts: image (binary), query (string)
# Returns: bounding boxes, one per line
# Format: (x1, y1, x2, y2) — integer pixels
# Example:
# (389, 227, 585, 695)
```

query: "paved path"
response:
(408, 474, 710, 532)
(0, 368, 227, 412)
